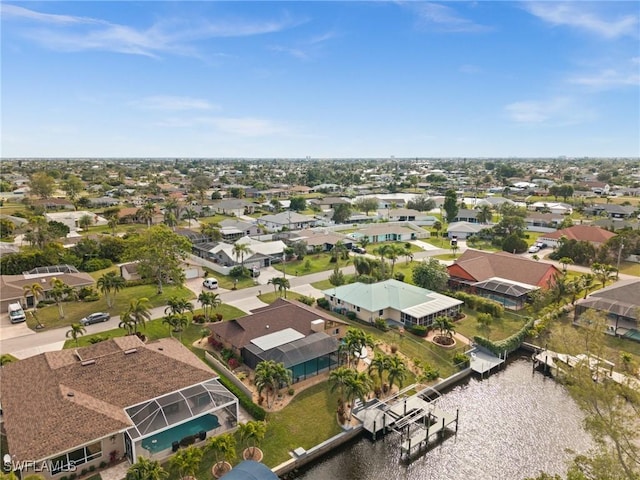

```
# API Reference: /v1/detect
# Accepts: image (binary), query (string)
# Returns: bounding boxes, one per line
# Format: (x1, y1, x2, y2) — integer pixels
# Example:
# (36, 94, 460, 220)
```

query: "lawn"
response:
(271, 254, 336, 276)
(29, 284, 195, 330)
(454, 308, 531, 342)
(618, 261, 640, 277)
(206, 271, 258, 290)
(258, 290, 310, 304)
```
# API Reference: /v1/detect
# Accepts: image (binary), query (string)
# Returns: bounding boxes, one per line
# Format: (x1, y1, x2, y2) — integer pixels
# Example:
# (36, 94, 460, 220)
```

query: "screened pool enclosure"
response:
(123, 378, 238, 461)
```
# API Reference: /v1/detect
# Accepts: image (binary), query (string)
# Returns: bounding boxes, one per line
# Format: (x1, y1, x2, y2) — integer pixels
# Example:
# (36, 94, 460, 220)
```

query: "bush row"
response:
(473, 317, 535, 356)
(213, 365, 266, 421)
(451, 291, 504, 318)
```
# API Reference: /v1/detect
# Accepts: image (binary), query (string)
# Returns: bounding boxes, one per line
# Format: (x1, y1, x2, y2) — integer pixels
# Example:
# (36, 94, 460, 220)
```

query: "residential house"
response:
(524, 212, 564, 233)
(117, 207, 163, 225)
(291, 230, 355, 253)
(219, 219, 261, 242)
(322, 279, 462, 327)
(446, 221, 492, 240)
(0, 336, 239, 476)
(205, 236, 287, 269)
(447, 249, 561, 309)
(528, 201, 573, 215)
(209, 298, 348, 383)
(592, 218, 640, 231)
(386, 208, 437, 226)
(584, 204, 636, 219)
(211, 199, 256, 217)
(0, 264, 95, 311)
(32, 198, 75, 211)
(88, 197, 121, 208)
(256, 211, 318, 233)
(452, 209, 480, 224)
(308, 197, 352, 212)
(574, 279, 640, 338)
(539, 225, 616, 248)
(44, 211, 108, 231)
(354, 224, 423, 243)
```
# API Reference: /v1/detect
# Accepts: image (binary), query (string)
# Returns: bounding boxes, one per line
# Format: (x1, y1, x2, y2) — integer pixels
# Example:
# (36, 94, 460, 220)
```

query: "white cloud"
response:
(407, 2, 492, 33)
(205, 117, 288, 136)
(268, 45, 309, 60)
(569, 69, 640, 89)
(505, 97, 593, 125)
(132, 96, 219, 111)
(2, 4, 302, 58)
(523, 2, 638, 39)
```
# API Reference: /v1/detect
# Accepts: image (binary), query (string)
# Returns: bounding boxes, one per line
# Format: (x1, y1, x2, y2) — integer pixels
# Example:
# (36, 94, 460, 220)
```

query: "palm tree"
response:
(359, 236, 370, 250)
(22, 282, 45, 328)
(271, 361, 292, 401)
(384, 244, 406, 274)
(386, 355, 408, 394)
(1, 354, 15, 367)
(78, 214, 93, 231)
(591, 262, 617, 288)
(163, 211, 177, 230)
(127, 297, 152, 334)
(344, 371, 373, 420)
(237, 421, 267, 460)
(164, 296, 194, 316)
(476, 205, 493, 224)
(97, 272, 125, 309)
(198, 291, 221, 321)
(368, 353, 389, 386)
(432, 220, 442, 239)
(201, 222, 222, 242)
(169, 445, 202, 480)
(108, 215, 119, 236)
(207, 433, 236, 478)
(329, 366, 355, 409)
(581, 273, 596, 299)
(433, 316, 455, 344)
(343, 328, 375, 368)
(373, 244, 392, 277)
(182, 208, 199, 228)
(254, 360, 276, 407)
(559, 257, 574, 273)
(138, 201, 156, 228)
(66, 323, 86, 347)
(126, 457, 168, 480)
(50, 277, 75, 319)
(232, 242, 253, 269)
(118, 310, 136, 335)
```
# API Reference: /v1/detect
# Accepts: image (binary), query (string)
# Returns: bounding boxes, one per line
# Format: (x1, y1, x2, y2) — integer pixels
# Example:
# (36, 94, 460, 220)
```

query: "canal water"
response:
(292, 356, 593, 480)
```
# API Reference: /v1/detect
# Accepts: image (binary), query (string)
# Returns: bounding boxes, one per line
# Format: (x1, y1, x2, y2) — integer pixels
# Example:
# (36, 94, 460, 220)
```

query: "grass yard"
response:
(258, 290, 310, 304)
(29, 284, 195, 330)
(454, 308, 531, 342)
(272, 254, 337, 276)
(618, 261, 640, 277)
(262, 382, 342, 467)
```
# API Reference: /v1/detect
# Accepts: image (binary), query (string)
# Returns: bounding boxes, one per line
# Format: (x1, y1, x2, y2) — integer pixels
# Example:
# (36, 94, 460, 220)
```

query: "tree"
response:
(591, 262, 617, 288)
(138, 201, 156, 228)
(118, 310, 136, 335)
(292, 240, 307, 260)
(29, 172, 55, 199)
(124, 225, 191, 294)
(169, 445, 202, 480)
(191, 174, 212, 205)
(207, 433, 236, 477)
(344, 371, 373, 420)
(502, 234, 528, 254)
(386, 355, 408, 393)
(328, 264, 346, 287)
(289, 196, 307, 212)
(97, 271, 125, 309)
(559, 257, 574, 273)
(232, 242, 253, 269)
(384, 243, 407, 274)
(198, 291, 221, 321)
(78, 214, 94, 232)
(332, 203, 352, 224)
(344, 328, 375, 368)
(581, 274, 595, 299)
(254, 360, 292, 408)
(407, 194, 436, 212)
(107, 216, 119, 236)
(368, 353, 389, 386)
(412, 258, 448, 292)
(443, 189, 459, 223)
(354, 197, 379, 216)
(269, 276, 290, 298)
(126, 457, 168, 480)
(433, 316, 455, 345)
(237, 421, 267, 460)
(0, 218, 15, 239)
(66, 323, 86, 347)
(50, 277, 75, 319)
(61, 175, 84, 204)
(182, 208, 198, 228)
(201, 222, 222, 242)
(432, 220, 442, 238)
(127, 297, 152, 334)
(164, 296, 194, 316)
(476, 205, 493, 224)
(329, 366, 355, 410)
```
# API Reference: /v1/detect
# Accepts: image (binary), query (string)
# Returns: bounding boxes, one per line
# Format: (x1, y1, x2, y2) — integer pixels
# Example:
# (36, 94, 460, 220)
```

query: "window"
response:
(356, 307, 360, 312)
(49, 442, 103, 475)
(379, 310, 383, 316)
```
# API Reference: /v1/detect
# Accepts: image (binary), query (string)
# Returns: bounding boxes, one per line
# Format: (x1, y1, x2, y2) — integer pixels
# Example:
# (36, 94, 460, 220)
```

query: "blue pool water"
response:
(141, 414, 219, 453)
(624, 329, 640, 342)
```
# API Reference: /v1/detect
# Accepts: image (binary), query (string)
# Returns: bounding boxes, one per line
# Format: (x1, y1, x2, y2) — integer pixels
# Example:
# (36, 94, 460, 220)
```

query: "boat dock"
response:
(469, 347, 505, 377)
(353, 384, 459, 460)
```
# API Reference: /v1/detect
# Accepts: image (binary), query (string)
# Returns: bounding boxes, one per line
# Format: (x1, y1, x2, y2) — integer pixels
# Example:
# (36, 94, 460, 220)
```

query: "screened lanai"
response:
(124, 378, 238, 461)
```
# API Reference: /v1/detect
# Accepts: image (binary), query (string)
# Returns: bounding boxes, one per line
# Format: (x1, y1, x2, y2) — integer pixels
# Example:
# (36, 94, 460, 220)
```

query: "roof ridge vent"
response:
(81, 359, 96, 366)
(124, 348, 138, 355)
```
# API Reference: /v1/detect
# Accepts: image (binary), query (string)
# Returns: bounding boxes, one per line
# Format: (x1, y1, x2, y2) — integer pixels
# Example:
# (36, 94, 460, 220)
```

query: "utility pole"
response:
(616, 240, 624, 279)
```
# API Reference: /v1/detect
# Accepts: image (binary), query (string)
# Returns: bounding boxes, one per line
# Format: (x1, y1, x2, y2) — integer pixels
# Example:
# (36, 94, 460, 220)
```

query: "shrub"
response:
(83, 258, 112, 272)
(346, 311, 357, 320)
(477, 313, 492, 326)
(99, 462, 107, 469)
(288, 388, 295, 396)
(69, 474, 77, 480)
(390, 344, 398, 354)
(453, 352, 470, 369)
(81, 469, 88, 476)
(83, 294, 100, 302)
(374, 317, 389, 332)
(227, 357, 239, 370)
(77, 286, 96, 300)
(298, 295, 315, 306)
(394, 272, 405, 282)
(474, 317, 535, 356)
(408, 325, 428, 337)
(124, 279, 153, 287)
(207, 336, 223, 350)
(317, 298, 330, 310)
(192, 314, 206, 324)
(37, 299, 56, 308)
(229, 266, 250, 278)
(89, 466, 96, 473)
(421, 362, 440, 381)
(216, 313, 223, 322)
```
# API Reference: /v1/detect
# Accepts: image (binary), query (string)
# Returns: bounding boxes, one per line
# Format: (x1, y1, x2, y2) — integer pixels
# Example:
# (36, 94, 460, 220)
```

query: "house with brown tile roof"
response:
(209, 298, 348, 382)
(447, 249, 561, 309)
(539, 225, 616, 247)
(0, 337, 238, 477)
(0, 266, 95, 312)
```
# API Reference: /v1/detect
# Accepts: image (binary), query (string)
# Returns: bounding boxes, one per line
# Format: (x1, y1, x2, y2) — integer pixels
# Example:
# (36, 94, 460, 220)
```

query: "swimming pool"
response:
(624, 329, 640, 342)
(141, 414, 219, 453)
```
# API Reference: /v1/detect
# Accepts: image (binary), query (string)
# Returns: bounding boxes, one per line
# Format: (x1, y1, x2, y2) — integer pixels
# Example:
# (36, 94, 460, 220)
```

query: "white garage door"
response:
(184, 268, 199, 279)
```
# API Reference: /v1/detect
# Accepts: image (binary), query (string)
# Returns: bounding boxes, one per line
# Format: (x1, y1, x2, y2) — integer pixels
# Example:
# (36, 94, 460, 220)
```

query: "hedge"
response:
(473, 317, 535, 356)
(408, 325, 428, 337)
(451, 291, 504, 318)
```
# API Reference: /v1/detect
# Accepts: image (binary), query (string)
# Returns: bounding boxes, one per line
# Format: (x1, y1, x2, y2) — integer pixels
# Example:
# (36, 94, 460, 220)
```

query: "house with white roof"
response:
(256, 211, 318, 232)
(446, 221, 492, 239)
(45, 211, 108, 232)
(206, 236, 286, 268)
(322, 279, 463, 328)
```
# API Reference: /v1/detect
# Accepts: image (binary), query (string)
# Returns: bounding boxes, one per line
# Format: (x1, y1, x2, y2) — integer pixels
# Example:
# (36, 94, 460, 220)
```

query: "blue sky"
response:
(2, 1, 639, 158)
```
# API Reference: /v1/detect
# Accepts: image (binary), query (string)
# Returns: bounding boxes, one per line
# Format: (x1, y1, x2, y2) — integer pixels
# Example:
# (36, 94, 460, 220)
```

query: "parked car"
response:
(528, 245, 540, 253)
(203, 278, 219, 289)
(80, 312, 111, 326)
(352, 247, 366, 254)
(8, 302, 26, 323)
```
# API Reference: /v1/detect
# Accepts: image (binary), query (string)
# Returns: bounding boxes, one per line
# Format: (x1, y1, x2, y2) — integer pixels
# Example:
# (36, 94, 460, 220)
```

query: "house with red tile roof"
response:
(447, 250, 561, 309)
(539, 225, 616, 248)
(0, 337, 239, 477)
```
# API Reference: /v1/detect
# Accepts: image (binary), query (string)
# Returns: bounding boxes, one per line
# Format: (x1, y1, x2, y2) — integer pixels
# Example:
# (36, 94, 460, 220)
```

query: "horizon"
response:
(2, 1, 639, 158)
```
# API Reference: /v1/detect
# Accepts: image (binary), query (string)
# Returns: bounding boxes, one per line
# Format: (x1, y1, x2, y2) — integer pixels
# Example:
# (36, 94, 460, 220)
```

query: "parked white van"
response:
(202, 278, 219, 290)
(8, 303, 26, 323)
